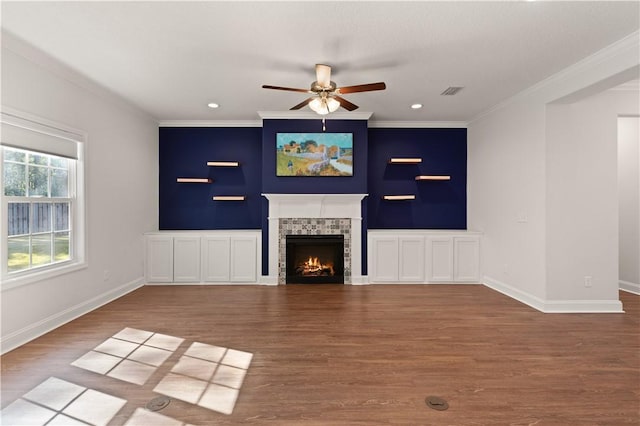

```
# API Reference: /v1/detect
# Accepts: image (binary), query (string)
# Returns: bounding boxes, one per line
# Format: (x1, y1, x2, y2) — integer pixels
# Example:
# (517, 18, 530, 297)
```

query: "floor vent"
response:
(425, 396, 449, 411)
(146, 396, 171, 412)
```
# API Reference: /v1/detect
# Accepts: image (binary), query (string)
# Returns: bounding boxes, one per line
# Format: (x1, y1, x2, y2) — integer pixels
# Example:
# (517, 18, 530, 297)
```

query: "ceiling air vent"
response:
(440, 86, 464, 96)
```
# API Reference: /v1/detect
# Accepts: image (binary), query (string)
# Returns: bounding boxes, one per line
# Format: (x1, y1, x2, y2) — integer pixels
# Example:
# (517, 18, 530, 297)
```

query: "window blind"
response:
(1, 113, 80, 159)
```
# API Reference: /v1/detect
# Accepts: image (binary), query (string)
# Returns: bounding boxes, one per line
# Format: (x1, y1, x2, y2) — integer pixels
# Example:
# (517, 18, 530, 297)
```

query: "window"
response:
(1, 109, 85, 288)
(4, 148, 72, 272)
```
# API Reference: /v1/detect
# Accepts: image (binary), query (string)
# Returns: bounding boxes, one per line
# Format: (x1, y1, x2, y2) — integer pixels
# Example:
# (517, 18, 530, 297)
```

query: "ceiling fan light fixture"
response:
(308, 97, 324, 113)
(326, 97, 340, 112)
(308, 96, 340, 115)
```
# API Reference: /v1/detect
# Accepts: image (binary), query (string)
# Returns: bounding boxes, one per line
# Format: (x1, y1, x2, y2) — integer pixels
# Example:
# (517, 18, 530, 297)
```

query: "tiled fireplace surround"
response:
(262, 194, 367, 285)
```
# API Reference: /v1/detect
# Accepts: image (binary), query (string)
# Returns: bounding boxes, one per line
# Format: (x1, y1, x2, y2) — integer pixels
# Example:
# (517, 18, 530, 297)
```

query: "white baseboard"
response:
(349, 275, 369, 285)
(620, 280, 640, 295)
(260, 275, 278, 286)
(146, 281, 265, 286)
(543, 299, 624, 313)
(1, 277, 144, 355)
(483, 276, 624, 313)
(483, 276, 546, 312)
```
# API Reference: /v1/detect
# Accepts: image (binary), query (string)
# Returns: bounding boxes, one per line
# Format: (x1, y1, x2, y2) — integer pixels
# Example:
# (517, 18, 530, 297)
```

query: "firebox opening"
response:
(286, 235, 344, 284)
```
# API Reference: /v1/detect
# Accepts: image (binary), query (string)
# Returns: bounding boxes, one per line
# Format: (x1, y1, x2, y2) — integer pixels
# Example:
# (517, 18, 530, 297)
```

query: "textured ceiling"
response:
(2, 1, 639, 123)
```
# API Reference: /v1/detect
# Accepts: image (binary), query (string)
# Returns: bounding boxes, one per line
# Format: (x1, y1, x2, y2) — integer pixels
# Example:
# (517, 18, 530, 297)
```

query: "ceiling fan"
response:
(262, 64, 386, 115)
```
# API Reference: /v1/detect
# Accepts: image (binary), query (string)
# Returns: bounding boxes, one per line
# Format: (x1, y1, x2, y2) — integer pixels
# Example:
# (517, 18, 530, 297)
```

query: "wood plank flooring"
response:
(2, 284, 639, 425)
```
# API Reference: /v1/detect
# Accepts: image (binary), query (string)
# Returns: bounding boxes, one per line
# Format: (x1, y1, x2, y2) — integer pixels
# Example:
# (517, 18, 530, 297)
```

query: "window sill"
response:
(1, 261, 88, 291)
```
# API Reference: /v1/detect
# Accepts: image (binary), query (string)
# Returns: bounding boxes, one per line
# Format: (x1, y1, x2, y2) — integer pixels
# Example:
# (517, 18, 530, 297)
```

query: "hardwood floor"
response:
(2, 284, 639, 425)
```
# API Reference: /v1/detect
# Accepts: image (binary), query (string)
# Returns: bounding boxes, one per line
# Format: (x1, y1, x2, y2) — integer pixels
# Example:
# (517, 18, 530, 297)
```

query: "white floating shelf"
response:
(388, 158, 422, 164)
(176, 178, 212, 183)
(382, 195, 416, 201)
(212, 196, 246, 201)
(415, 175, 451, 181)
(207, 161, 240, 167)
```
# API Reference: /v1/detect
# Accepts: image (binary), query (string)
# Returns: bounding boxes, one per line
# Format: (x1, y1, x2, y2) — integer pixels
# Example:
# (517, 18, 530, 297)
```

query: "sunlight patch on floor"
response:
(0, 327, 254, 425)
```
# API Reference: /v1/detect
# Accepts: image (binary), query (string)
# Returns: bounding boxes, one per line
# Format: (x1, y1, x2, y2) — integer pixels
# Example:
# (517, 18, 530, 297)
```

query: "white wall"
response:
(618, 116, 640, 291)
(1, 34, 158, 352)
(468, 31, 639, 312)
(467, 100, 547, 303)
(546, 90, 638, 303)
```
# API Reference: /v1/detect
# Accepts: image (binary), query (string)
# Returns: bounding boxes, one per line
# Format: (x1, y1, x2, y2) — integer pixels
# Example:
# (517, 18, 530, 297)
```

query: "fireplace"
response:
(262, 194, 367, 285)
(286, 235, 344, 284)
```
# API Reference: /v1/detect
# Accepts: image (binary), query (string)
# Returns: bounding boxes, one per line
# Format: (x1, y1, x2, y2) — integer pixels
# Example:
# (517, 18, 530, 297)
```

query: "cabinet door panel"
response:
(399, 236, 425, 282)
(370, 237, 399, 282)
(454, 237, 480, 282)
(146, 236, 173, 283)
(173, 237, 201, 282)
(230, 236, 257, 282)
(201, 237, 230, 282)
(427, 237, 453, 282)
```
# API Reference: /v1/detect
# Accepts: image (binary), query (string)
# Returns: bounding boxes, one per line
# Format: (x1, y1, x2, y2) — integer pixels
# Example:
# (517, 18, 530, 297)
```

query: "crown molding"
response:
(1, 30, 158, 124)
(159, 119, 468, 128)
(469, 30, 640, 124)
(368, 121, 468, 128)
(610, 79, 639, 91)
(159, 120, 262, 127)
(258, 111, 373, 120)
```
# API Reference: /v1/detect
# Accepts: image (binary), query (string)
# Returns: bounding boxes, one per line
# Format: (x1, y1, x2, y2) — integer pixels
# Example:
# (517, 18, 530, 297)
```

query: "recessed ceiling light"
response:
(411, 103, 423, 109)
(207, 102, 219, 109)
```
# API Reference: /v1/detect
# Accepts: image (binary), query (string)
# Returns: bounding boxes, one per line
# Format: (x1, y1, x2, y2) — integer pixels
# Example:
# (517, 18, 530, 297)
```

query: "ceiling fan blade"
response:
(290, 97, 316, 110)
(262, 84, 311, 94)
(333, 95, 359, 111)
(315, 64, 332, 88)
(336, 82, 386, 94)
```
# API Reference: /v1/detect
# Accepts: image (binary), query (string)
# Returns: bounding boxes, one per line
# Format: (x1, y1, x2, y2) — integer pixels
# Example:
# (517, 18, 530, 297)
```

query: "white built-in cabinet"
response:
(145, 231, 260, 284)
(368, 231, 480, 283)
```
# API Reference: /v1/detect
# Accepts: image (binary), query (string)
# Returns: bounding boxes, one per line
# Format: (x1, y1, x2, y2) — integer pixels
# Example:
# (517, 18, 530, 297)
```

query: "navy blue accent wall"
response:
(158, 125, 467, 276)
(261, 119, 368, 194)
(159, 127, 262, 230)
(367, 128, 467, 229)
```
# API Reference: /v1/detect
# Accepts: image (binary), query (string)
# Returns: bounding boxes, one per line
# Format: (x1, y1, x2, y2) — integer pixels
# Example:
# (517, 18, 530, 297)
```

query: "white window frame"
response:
(1, 108, 87, 290)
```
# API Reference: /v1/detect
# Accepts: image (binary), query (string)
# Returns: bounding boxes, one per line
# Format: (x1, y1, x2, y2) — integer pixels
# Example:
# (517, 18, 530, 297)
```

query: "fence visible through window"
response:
(3, 147, 73, 273)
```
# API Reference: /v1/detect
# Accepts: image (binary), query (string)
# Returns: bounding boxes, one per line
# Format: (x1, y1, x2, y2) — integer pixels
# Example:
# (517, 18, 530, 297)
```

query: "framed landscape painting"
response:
(276, 133, 353, 176)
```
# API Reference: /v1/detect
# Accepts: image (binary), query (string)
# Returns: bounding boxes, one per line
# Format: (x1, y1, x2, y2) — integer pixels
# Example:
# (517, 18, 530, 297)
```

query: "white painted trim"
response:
(368, 121, 468, 128)
(543, 299, 624, 313)
(1, 261, 88, 291)
(258, 111, 373, 120)
(469, 30, 640, 124)
(158, 119, 468, 128)
(145, 282, 263, 286)
(260, 276, 279, 286)
(620, 280, 640, 295)
(0, 277, 144, 355)
(1, 106, 87, 142)
(349, 275, 369, 285)
(483, 276, 547, 312)
(159, 120, 262, 127)
(483, 276, 625, 313)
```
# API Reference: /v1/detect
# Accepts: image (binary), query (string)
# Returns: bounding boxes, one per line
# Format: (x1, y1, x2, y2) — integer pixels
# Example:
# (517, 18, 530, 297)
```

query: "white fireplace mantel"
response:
(262, 193, 368, 285)
(262, 193, 367, 219)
